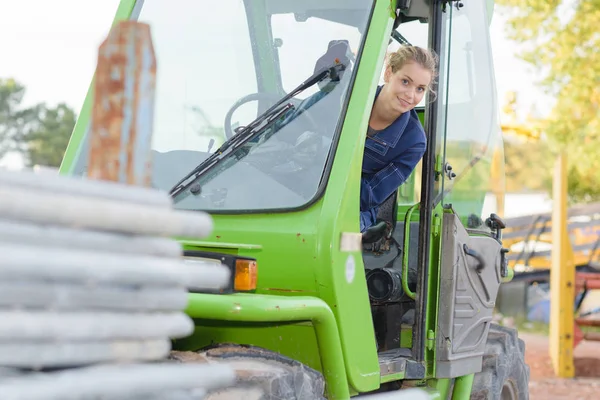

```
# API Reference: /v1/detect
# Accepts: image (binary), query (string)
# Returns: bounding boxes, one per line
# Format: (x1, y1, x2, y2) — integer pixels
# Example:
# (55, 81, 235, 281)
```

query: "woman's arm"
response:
(360, 142, 426, 211)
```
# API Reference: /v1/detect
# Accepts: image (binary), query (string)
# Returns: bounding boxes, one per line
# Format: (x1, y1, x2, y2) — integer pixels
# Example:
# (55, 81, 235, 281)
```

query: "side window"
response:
(442, 2, 501, 224)
(445, 16, 476, 105)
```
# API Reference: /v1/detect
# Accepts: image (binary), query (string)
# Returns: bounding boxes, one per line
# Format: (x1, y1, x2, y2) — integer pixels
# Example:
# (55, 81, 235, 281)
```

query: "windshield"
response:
(133, 0, 373, 212)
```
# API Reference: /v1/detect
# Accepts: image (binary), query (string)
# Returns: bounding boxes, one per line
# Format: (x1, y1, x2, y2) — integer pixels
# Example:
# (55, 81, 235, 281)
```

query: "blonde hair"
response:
(387, 45, 439, 99)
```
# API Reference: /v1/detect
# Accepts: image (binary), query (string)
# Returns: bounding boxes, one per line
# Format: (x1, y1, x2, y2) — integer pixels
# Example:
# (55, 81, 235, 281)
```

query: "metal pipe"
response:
(451, 373, 474, 400)
(402, 203, 420, 299)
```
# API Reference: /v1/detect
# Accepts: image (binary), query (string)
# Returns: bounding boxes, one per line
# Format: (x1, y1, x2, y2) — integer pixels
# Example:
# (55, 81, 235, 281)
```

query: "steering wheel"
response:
(223, 92, 320, 140)
(223, 92, 287, 139)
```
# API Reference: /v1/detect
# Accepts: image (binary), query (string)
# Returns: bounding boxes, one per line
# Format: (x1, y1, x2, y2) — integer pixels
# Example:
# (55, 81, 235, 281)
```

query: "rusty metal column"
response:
(549, 151, 575, 378)
(87, 21, 157, 186)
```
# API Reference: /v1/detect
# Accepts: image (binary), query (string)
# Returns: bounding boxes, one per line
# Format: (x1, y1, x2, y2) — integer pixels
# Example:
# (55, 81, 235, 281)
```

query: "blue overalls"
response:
(360, 86, 427, 232)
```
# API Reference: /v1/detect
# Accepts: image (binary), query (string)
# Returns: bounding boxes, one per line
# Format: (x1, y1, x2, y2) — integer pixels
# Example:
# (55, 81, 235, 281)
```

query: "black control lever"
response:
(486, 213, 506, 229)
(486, 213, 506, 241)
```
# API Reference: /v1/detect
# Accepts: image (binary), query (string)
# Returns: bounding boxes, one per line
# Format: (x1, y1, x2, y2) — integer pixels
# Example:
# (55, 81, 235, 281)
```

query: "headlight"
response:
(184, 251, 258, 293)
(366, 268, 403, 304)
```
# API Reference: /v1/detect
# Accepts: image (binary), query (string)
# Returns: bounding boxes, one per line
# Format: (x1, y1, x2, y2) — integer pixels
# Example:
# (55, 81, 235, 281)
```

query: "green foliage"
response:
(0, 78, 39, 158)
(504, 139, 554, 193)
(0, 78, 76, 168)
(21, 103, 76, 168)
(496, 0, 600, 203)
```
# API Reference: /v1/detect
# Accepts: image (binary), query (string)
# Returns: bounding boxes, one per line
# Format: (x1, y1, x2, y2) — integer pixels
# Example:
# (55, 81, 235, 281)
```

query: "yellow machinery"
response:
(502, 203, 600, 271)
(497, 92, 600, 272)
(497, 92, 600, 378)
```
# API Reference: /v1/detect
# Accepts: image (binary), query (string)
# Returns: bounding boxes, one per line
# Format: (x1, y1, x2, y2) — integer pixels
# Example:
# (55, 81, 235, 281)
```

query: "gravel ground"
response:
(520, 332, 600, 399)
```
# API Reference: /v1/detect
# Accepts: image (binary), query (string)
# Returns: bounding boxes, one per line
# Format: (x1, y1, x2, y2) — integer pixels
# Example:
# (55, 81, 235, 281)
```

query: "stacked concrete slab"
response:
(0, 168, 235, 400)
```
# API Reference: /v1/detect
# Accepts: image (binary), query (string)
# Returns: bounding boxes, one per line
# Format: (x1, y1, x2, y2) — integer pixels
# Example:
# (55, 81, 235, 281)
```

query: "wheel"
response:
(471, 324, 530, 400)
(170, 344, 326, 400)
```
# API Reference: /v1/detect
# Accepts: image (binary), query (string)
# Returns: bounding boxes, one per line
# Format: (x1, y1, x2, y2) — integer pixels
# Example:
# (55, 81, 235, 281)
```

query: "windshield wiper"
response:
(168, 62, 347, 198)
(168, 103, 293, 198)
(391, 30, 411, 46)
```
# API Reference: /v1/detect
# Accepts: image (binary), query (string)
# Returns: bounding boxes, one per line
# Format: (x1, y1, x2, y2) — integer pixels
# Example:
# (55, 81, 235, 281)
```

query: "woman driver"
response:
(360, 45, 438, 232)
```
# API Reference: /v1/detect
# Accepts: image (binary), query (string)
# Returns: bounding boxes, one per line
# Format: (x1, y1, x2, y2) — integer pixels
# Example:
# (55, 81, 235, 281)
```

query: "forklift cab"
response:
(60, 0, 513, 397)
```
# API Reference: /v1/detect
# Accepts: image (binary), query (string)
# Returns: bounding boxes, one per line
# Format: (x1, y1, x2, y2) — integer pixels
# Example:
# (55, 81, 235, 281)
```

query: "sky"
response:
(0, 0, 551, 167)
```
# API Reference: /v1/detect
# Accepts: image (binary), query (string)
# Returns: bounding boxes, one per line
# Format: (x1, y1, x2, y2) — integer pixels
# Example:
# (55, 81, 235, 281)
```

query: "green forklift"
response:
(60, 0, 529, 398)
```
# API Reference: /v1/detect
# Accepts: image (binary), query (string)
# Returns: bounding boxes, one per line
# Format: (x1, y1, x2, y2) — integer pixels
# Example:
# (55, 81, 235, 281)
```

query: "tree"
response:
(21, 103, 76, 168)
(0, 78, 39, 159)
(504, 138, 554, 193)
(0, 77, 77, 168)
(496, 0, 600, 203)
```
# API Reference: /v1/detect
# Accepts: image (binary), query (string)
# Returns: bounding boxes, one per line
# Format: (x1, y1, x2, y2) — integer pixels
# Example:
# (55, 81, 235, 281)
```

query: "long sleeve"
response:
(360, 142, 426, 211)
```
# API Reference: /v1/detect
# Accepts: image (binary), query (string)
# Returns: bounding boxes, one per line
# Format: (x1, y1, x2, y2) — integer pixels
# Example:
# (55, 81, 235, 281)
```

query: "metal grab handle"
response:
(463, 243, 491, 302)
(463, 244, 486, 273)
(401, 203, 420, 300)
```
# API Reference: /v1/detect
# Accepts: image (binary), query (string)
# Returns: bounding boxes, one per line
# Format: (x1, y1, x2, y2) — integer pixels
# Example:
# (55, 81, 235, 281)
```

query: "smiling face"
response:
(382, 61, 433, 114)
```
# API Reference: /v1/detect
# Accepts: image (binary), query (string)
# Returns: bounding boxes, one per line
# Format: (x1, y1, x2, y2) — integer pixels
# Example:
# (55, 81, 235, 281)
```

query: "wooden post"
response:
(490, 140, 505, 218)
(549, 151, 575, 377)
(87, 21, 157, 186)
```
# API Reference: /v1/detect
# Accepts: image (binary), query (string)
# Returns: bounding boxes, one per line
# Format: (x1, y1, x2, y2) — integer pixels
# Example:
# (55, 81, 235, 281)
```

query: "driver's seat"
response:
(306, 40, 354, 136)
(314, 40, 353, 84)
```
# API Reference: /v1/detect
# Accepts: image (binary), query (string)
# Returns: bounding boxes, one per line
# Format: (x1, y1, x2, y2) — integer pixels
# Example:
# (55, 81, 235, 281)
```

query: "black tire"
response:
(170, 344, 326, 400)
(471, 324, 530, 400)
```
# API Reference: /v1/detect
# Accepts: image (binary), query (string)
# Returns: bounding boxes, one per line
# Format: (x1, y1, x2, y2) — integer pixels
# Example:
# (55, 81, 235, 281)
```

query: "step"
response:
(378, 348, 424, 380)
